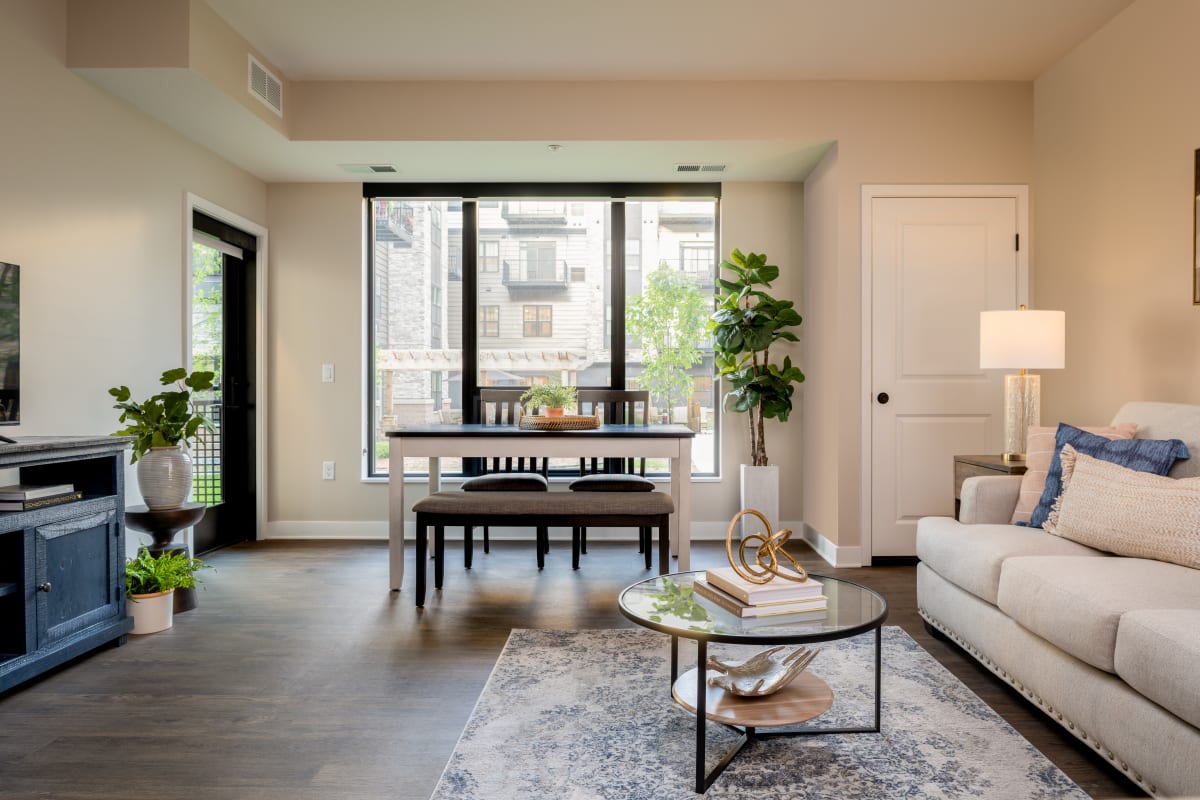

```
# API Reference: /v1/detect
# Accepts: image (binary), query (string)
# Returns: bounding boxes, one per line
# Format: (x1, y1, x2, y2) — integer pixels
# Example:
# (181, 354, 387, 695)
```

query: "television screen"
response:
(0, 263, 18, 425)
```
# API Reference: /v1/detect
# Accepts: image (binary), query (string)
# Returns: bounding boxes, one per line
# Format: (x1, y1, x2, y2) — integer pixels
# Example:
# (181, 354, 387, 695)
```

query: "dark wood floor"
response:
(0, 538, 1145, 800)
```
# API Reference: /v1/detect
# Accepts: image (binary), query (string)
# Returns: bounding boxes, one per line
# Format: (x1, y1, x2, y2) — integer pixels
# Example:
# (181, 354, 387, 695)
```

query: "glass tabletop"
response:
(618, 571, 888, 645)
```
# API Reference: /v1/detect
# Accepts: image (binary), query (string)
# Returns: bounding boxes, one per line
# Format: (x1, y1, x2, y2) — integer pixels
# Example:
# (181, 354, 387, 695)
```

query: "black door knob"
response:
(877, 392, 889, 404)
(37, 582, 52, 593)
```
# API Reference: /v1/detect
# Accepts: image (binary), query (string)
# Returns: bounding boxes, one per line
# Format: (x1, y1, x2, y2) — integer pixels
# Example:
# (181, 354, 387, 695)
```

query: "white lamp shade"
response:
(979, 309, 1066, 370)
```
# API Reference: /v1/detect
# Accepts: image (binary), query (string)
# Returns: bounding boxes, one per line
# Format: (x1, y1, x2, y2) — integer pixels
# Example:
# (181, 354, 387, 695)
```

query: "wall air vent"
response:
(248, 55, 283, 116)
(700, 164, 727, 172)
(675, 164, 702, 172)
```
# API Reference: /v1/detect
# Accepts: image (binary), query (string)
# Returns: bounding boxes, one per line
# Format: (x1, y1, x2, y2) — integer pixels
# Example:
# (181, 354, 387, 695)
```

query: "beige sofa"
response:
(917, 401, 1200, 798)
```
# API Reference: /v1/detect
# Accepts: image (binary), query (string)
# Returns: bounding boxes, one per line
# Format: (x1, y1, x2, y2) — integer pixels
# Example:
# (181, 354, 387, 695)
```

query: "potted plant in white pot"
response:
(710, 249, 805, 537)
(519, 380, 578, 417)
(110, 368, 215, 510)
(124, 545, 211, 634)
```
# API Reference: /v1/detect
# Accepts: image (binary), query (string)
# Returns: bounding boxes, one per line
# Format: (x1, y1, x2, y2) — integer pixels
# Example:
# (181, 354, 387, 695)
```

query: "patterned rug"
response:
(430, 628, 1088, 799)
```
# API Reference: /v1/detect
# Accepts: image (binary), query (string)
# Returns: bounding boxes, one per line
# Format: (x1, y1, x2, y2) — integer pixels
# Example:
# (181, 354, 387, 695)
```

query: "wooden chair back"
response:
(576, 389, 650, 476)
(478, 388, 545, 476)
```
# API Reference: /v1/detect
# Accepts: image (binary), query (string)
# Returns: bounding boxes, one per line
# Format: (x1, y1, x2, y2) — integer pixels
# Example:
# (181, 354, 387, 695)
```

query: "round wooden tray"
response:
(672, 668, 833, 727)
(518, 413, 600, 431)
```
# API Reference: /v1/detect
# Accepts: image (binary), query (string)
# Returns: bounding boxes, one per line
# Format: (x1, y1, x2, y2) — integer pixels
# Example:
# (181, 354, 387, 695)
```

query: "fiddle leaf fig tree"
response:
(710, 249, 805, 467)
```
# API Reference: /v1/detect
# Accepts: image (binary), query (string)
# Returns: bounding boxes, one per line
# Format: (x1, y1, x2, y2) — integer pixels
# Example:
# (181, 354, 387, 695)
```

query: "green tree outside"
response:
(625, 262, 709, 416)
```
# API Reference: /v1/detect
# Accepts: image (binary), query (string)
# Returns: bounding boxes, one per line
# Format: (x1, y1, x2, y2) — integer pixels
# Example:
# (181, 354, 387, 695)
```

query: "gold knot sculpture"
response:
(725, 508, 808, 585)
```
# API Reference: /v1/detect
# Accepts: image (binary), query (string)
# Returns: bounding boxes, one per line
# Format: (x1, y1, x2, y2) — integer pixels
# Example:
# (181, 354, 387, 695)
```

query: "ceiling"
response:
(89, 0, 1135, 183)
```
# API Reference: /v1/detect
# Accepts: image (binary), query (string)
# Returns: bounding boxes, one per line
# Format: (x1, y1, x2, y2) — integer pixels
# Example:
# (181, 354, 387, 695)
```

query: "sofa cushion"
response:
(1114, 609, 1200, 730)
(1027, 423, 1190, 528)
(1010, 423, 1136, 525)
(997, 556, 1200, 673)
(916, 517, 1105, 605)
(1111, 401, 1200, 479)
(1045, 447, 1200, 569)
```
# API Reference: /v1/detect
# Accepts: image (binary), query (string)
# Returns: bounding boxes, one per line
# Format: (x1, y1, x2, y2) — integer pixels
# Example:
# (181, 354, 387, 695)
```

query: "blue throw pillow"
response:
(1025, 423, 1191, 528)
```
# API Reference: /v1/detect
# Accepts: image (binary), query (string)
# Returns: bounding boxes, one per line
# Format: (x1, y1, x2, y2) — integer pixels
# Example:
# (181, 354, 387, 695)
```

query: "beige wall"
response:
(0, 0, 266, 552)
(1035, 0, 1200, 426)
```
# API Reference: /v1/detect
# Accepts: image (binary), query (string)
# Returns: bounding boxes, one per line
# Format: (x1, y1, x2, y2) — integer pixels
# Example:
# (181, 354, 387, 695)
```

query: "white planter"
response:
(739, 465, 780, 540)
(127, 590, 175, 634)
(137, 446, 193, 510)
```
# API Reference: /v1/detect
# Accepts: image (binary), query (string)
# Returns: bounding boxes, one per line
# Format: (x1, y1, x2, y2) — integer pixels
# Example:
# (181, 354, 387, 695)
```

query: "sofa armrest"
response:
(959, 475, 1022, 524)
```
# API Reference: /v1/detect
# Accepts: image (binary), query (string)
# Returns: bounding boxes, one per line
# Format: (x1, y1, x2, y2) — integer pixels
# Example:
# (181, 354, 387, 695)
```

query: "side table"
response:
(952, 455, 1026, 519)
(125, 502, 207, 613)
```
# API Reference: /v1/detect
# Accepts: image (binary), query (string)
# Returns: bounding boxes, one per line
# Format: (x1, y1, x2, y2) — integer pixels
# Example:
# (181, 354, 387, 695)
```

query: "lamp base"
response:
(1002, 373, 1041, 461)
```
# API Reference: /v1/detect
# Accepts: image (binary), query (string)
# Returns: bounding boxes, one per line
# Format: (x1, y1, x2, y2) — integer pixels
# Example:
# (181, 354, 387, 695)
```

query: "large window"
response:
(366, 185, 720, 478)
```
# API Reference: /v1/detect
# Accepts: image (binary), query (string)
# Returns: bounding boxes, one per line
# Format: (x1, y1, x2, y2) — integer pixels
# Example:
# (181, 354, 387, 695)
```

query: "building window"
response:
(681, 242, 714, 275)
(570, 266, 586, 282)
(523, 304, 553, 337)
(480, 305, 499, 337)
(520, 241, 557, 281)
(480, 240, 499, 272)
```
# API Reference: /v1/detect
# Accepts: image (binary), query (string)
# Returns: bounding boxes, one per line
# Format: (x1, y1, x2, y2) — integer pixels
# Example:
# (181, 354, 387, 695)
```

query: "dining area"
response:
(385, 389, 696, 603)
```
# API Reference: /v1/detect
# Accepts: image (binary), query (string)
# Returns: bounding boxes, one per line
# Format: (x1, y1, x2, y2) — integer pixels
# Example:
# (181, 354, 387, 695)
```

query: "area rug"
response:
(430, 628, 1088, 799)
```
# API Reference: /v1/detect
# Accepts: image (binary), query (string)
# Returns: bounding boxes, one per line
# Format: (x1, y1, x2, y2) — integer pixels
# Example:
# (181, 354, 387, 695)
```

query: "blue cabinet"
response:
(0, 437, 133, 693)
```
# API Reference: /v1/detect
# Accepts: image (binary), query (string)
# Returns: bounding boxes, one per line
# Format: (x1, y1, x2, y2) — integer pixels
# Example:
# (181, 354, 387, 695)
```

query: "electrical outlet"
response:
(322, 461, 335, 480)
(322, 363, 335, 383)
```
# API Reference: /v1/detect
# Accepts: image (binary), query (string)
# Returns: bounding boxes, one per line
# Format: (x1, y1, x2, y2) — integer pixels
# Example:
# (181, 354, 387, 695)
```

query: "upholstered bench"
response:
(411, 490, 674, 606)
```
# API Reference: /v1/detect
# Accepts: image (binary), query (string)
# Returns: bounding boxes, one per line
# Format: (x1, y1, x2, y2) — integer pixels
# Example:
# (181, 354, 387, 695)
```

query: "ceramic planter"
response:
(137, 446, 193, 510)
(127, 589, 175, 634)
(739, 464, 780, 540)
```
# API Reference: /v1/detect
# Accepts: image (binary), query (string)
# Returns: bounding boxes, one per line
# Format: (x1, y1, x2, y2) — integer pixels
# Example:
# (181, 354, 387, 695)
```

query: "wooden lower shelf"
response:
(672, 667, 834, 727)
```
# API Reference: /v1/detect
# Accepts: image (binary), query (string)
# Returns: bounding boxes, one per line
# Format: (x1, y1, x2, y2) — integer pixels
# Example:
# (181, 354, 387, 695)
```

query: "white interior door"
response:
(867, 189, 1026, 557)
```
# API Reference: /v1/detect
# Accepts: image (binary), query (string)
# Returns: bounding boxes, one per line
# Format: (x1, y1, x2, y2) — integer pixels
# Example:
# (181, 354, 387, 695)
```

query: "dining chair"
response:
(460, 388, 550, 568)
(570, 389, 656, 568)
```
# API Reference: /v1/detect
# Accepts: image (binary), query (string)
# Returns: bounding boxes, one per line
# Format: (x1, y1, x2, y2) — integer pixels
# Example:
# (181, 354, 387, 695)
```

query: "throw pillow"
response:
(1010, 423, 1137, 525)
(1044, 446, 1200, 569)
(1027, 423, 1191, 528)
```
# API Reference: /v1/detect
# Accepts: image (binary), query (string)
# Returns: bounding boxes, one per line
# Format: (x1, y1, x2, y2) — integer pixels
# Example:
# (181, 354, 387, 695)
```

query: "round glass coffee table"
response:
(619, 571, 888, 793)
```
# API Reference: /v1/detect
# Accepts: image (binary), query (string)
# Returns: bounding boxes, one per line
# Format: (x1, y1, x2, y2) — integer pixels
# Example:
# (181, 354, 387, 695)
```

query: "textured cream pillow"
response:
(1044, 445, 1200, 569)
(1010, 423, 1138, 525)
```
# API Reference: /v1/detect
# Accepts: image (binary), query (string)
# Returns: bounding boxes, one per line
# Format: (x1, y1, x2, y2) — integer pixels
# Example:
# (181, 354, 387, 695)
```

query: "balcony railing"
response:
(375, 205, 416, 243)
(502, 260, 569, 289)
(500, 201, 568, 224)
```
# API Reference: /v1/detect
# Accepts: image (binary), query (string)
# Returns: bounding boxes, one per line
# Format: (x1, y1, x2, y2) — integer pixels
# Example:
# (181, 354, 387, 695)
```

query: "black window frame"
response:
(364, 182, 722, 479)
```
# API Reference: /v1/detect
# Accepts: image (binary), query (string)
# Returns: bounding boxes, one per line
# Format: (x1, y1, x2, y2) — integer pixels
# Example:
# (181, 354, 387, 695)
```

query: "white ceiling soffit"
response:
(205, 0, 1132, 82)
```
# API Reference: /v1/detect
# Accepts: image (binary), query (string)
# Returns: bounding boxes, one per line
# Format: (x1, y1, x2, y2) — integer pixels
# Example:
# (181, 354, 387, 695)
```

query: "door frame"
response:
(184, 193, 269, 545)
(859, 185, 1028, 563)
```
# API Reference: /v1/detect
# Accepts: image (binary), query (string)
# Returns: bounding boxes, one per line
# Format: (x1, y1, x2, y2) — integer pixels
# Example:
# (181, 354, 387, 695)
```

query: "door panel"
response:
(35, 511, 120, 645)
(871, 195, 1020, 557)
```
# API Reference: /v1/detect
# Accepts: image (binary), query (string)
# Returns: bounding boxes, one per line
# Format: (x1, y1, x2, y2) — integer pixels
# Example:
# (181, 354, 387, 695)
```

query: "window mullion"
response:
(610, 201, 625, 390)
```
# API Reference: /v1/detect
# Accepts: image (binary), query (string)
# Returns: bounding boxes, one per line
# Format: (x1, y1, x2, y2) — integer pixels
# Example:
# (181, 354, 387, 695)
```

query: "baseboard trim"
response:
(799, 523, 862, 568)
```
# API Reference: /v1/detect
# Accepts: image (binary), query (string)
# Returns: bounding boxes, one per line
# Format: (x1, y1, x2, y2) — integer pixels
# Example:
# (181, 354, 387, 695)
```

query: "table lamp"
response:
(979, 306, 1066, 461)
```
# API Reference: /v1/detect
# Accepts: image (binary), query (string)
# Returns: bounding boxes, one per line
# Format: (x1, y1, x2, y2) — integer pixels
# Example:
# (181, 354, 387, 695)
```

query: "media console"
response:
(0, 436, 134, 692)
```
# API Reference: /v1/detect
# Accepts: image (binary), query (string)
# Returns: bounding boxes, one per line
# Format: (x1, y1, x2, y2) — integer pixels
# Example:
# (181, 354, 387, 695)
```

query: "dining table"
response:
(385, 423, 695, 590)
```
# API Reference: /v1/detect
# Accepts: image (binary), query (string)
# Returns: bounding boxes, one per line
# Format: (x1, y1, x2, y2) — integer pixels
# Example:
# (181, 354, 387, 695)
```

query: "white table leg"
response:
(676, 437, 692, 570)
(388, 439, 405, 591)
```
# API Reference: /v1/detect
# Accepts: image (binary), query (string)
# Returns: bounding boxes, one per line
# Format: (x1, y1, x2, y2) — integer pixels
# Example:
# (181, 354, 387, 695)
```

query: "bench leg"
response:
(572, 527, 581, 570)
(536, 526, 547, 570)
(641, 527, 652, 570)
(416, 518, 427, 607)
(435, 526, 445, 589)
(483, 526, 490, 554)
(464, 526, 473, 570)
(581, 527, 587, 554)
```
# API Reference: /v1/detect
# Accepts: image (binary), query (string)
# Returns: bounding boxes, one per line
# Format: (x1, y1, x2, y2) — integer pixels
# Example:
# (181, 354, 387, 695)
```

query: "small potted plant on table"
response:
(109, 368, 215, 510)
(520, 380, 578, 417)
(124, 546, 211, 634)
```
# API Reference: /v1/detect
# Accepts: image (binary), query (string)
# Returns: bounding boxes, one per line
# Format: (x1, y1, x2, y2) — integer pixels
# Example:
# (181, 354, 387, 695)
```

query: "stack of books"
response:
(0, 483, 81, 512)
(694, 566, 826, 619)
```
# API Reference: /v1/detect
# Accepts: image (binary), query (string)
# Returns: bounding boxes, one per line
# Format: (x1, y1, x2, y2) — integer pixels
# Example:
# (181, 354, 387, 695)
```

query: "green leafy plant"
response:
(626, 262, 709, 415)
(124, 546, 211, 598)
(646, 578, 711, 632)
(519, 379, 578, 413)
(109, 368, 216, 463)
(710, 249, 805, 467)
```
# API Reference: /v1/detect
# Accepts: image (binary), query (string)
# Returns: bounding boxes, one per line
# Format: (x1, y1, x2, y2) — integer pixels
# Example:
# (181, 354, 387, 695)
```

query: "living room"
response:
(1, 0, 1197, 797)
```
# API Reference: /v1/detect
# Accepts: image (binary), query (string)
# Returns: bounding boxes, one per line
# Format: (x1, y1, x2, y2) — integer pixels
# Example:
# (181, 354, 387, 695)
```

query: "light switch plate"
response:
(322, 364, 335, 383)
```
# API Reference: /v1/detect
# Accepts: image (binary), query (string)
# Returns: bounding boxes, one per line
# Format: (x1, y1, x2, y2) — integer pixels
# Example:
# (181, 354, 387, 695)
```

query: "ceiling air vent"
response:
(339, 164, 400, 175)
(248, 55, 283, 116)
(675, 163, 726, 173)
